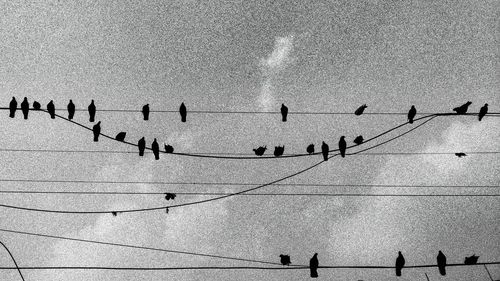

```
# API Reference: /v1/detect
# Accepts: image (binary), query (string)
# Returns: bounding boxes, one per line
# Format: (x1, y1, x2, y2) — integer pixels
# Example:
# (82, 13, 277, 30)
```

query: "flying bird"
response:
(478, 103, 488, 121)
(47, 100, 56, 119)
(33, 101, 41, 110)
(152, 138, 160, 160)
(355, 104, 367, 116)
(142, 104, 150, 121)
(67, 100, 75, 120)
(437, 251, 446, 276)
(281, 103, 288, 122)
(353, 136, 364, 145)
(164, 193, 176, 200)
(310, 253, 318, 278)
(339, 136, 347, 158)
(453, 101, 472, 115)
(138, 137, 146, 156)
(92, 121, 101, 142)
(408, 105, 417, 124)
(464, 254, 479, 265)
(279, 254, 291, 266)
(395, 251, 405, 277)
(455, 153, 467, 158)
(274, 146, 285, 157)
(164, 144, 174, 153)
(115, 132, 126, 142)
(306, 144, 315, 154)
(21, 97, 29, 119)
(253, 146, 267, 156)
(321, 141, 329, 161)
(9, 97, 17, 118)
(179, 102, 187, 122)
(88, 100, 96, 122)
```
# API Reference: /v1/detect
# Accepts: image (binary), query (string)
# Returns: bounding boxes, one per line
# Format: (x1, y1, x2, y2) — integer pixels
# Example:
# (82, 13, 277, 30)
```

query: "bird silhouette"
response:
(408, 105, 417, 124)
(67, 100, 75, 120)
(111, 212, 117, 216)
(115, 132, 126, 142)
(138, 137, 146, 156)
(142, 104, 150, 121)
(321, 141, 329, 161)
(152, 138, 160, 160)
(395, 251, 405, 277)
(253, 146, 267, 156)
(33, 101, 41, 110)
(179, 102, 187, 122)
(47, 100, 56, 119)
(310, 253, 318, 278)
(353, 136, 364, 145)
(281, 103, 288, 122)
(306, 144, 315, 154)
(339, 136, 347, 158)
(437, 251, 446, 276)
(88, 100, 96, 122)
(92, 121, 101, 142)
(464, 254, 479, 265)
(274, 146, 285, 157)
(9, 97, 17, 118)
(455, 153, 467, 158)
(478, 103, 488, 121)
(164, 193, 176, 200)
(279, 254, 291, 266)
(355, 104, 367, 116)
(164, 144, 174, 153)
(21, 97, 29, 120)
(453, 101, 472, 114)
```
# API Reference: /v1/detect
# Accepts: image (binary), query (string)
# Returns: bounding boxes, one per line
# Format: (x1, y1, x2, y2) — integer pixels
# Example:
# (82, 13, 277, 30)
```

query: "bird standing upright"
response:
(306, 144, 315, 154)
(179, 102, 187, 122)
(88, 100, 96, 122)
(309, 253, 318, 278)
(67, 100, 75, 120)
(338, 136, 346, 158)
(321, 141, 329, 161)
(478, 103, 488, 121)
(21, 97, 29, 120)
(408, 105, 416, 124)
(92, 121, 101, 142)
(47, 100, 56, 119)
(395, 251, 405, 277)
(354, 104, 367, 116)
(274, 146, 284, 157)
(138, 137, 146, 156)
(437, 251, 446, 276)
(152, 138, 160, 160)
(142, 104, 150, 121)
(281, 103, 288, 122)
(9, 97, 17, 118)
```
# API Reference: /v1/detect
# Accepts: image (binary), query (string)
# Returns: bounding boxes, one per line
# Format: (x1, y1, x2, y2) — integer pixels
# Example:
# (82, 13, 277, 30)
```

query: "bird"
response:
(67, 100, 75, 120)
(138, 137, 146, 156)
(408, 105, 417, 124)
(152, 138, 160, 160)
(281, 103, 288, 122)
(253, 146, 267, 156)
(111, 212, 117, 216)
(274, 146, 285, 157)
(339, 136, 347, 158)
(47, 100, 56, 119)
(455, 153, 467, 158)
(142, 104, 150, 121)
(309, 253, 318, 278)
(164, 144, 174, 153)
(88, 100, 96, 122)
(164, 193, 176, 200)
(453, 101, 472, 114)
(355, 104, 367, 116)
(321, 141, 329, 161)
(464, 254, 479, 265)
(21, 97, 29, 120)
(306, 144, 315, 154)
(92, 121, 101, 142)
(395, 251, 405, 277)
(115, 132, 126, 141)
(279, 254, 291, 266)
(478, 103, 488, 121)
(179, 102, 187, 122)
(437, 251, 446, 276)
(9, 97, 17, 118)
(353, 136, 364, 145)
(33, 101, 41, 110)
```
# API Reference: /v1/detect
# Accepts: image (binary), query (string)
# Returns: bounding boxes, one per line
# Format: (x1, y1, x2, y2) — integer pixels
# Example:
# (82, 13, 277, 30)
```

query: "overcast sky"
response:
(0, 0, 499, 280)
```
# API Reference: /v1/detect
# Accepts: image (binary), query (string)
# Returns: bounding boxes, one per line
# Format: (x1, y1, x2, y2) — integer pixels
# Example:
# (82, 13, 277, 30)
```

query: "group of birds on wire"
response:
(6, 97, 490, 161)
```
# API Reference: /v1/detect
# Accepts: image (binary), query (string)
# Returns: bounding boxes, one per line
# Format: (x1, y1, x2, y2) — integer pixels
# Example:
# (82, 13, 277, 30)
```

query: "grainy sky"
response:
(0, 0, 499, 280)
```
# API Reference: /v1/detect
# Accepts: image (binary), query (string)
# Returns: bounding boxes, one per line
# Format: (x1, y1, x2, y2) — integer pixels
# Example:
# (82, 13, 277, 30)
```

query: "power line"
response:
(0, 240, 25, 280)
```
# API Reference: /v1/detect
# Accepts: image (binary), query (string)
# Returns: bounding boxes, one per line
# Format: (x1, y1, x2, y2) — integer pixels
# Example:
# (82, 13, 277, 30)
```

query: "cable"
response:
(0, 240, 25, 280)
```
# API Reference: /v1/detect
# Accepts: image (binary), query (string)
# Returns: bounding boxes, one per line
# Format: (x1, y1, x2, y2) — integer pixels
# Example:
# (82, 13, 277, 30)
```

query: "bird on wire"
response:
(253, 146, 267, 156)
(478, 103, 488, 121)
(310, 253, 319, 278)
(355, 104, 367, 116)
(9, 97, 17, 118)
(339, 136, 347, 158)
(152, 138, 160, 160)
(138, 137, 146, 156)
(21, 97, 29, 120)
(395, 251, 405, 277)
(437, 250, 447, 276)
(281, 103, 288, 122)
(67, 100, 75, 120)
(306, 144, 315, 154)
(408, 105, 417, 124)
(47, 100, 56, 119)
(88, 100, 96, 122)
(92, 121, 101, 142)
(453, 101, 472, 115)
(321, 141, 329, 161)
(142, 104, 150, 121)
(179, 102, 187, 122)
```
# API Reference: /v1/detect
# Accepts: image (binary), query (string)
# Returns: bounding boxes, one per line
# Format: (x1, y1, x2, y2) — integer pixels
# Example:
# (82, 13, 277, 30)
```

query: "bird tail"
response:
(310, 268, 318, 278)
(94, 135, 99, 142)
(408, 118, 413, 124)
(439, 266, 446, 276)
(396, 268, 402, 276)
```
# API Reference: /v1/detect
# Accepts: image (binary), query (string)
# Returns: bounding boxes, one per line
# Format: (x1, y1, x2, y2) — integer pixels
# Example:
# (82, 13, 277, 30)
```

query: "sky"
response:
(0, 0, 499, 280)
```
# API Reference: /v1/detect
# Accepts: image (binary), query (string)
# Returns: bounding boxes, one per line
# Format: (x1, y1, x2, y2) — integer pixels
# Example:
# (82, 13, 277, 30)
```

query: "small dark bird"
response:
(306, 144, 315, 154)
(339, 136, 347, 158)
(179, 102, 187, 122)
(164, 193, 176, 200)
(478, 103, 488, 121)
(355, 104, 367, 116)
(279, 254, 291, 266)
(310, 253, 318, 278)
(464, 254, 479, 265)
(164, 144, 174, 153)
(111, 212, 117, 216)
(67, 100, 75, 120)
(274, 146, 284, 157)
(138, 137, 146, 156)
(395, 251, 405, 277)
(165, 207, 169, 213)
(408, 105, 417, 124)
(9, 97, 17, 118)
(152, 138, 160, 160)
(142, 104, 150, 121)
(321, 141, 329, 161)
(353, 136, 364, 145)
(21, 97, 29, 119)
(453, 101, 472, 115)
(92, 121, 101, 142)
(455, 153, 467, 158)
(115, 132, 126, 141)
(88, 99, 96, 122)
(281, 103, 288, 122)
(253, 146, 267, 156)
(47, 100, 56, 119)
(437, 251, 446, 276)
(33, 101, 41, 110)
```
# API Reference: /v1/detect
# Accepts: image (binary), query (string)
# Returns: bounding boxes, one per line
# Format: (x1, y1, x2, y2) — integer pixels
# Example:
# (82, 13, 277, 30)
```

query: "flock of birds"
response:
(6, 97, 490, 160)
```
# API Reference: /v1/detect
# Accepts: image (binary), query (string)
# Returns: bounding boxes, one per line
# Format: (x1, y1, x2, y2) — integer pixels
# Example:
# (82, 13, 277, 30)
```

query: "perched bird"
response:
(33, 101, 41, 110)
(142, 104, 150, 121)
(9, 97, 17, 118)
(111, 212, 117, 216)
(164, 193, 176, 200)
(453, 101, 472, 115)
(395, 251, 405, 277)
(21, 97, 29, 120)
(274, 146, 285, 157)
(179, 102, 187, 122)
(310, 253, 319, 278)
(92, 121, 101, 142)
(152, 138, 160, 160)
(47, 100, 56, 119)
(115, 132, 126, 142)
(253, 146, 267, 156)
(321, 141, 329, 161)
(164, 144, 174, 153)
(279, 254, 291, 266)
(355, 104, 367, 116)
(408, 105, 417, 124)
(339, 136, 347, 158)
(67, 100, 75, 120)
(306, 144, 315, 154)
(464, 254, 479, 265)
(478, 103, 488, 121)
(455, 153, 467, 158)
(437, 251, 446, 276)
(88, 99, 96, 122)
(281, 103, 288, 122)
(353, 136, 364, 145)
(138, 137, 146, 156)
